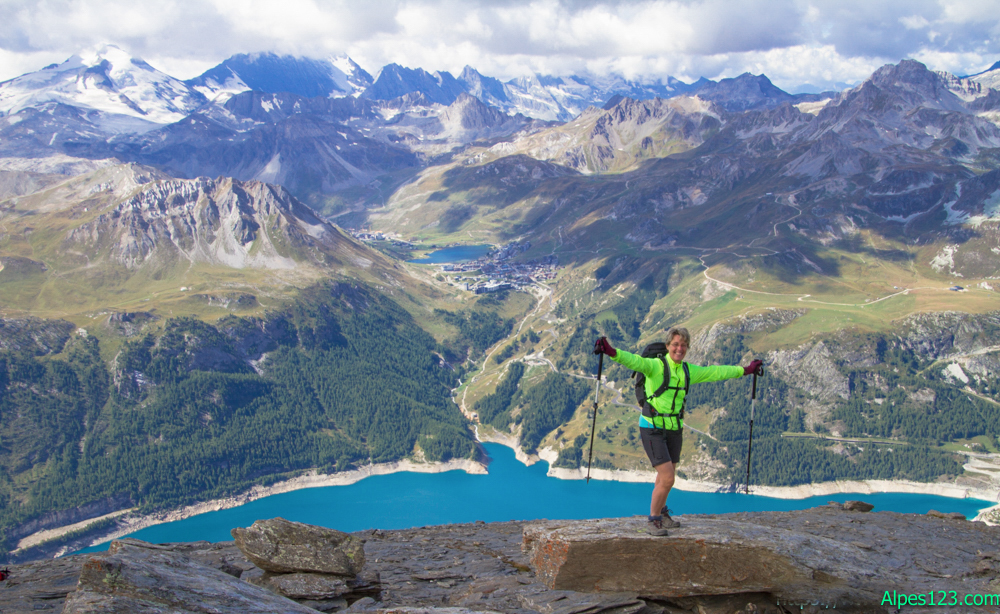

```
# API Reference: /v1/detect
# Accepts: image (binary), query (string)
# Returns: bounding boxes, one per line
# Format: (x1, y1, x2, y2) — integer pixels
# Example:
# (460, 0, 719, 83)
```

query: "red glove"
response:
(594, 337, 616, 357)
(744, 359, 763, 376)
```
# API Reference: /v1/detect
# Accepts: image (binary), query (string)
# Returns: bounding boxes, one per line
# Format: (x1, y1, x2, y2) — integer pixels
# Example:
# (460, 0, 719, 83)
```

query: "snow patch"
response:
(951, 189, 1000, 227)
(297, 218, 329, 239)
(330, 55, 355, 75)
(930, 244, 963, 277)
(672, 95, 720, 120)
(944, 363, 970, 384)
(885, 205, 936, 223)
(490, 142, 516, 155)
(978, 110, 1000, 127)
(794, 99, 832, 115)
(192, 72, 248, 102)
(257, 154, 281, 183)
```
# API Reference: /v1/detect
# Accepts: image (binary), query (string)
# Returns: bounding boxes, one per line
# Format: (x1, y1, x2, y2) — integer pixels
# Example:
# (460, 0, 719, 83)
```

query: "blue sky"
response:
(1, 0, 998, 91)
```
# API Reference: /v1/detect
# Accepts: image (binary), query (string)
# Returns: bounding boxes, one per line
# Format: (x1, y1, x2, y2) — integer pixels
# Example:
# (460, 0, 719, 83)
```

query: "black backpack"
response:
(631, 342, 690, 424)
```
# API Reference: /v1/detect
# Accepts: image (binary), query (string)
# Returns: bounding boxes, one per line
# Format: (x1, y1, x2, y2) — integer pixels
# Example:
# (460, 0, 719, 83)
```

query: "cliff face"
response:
(64, 175, 360, 271)
(1, 507, 996, 614)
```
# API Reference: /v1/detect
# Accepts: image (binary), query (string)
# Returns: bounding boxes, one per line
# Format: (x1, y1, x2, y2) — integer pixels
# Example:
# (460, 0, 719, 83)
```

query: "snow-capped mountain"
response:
(967, 61, 1000, 92)
(373, 59, 1000, 278)
(0, 44, 206, 132)
(3, 46, 1000, 239)
(499, 72, 701, 121)
(362, 65, 700, 122)
(83, 89, 544, 203)
(0, 44, 804, 137)
(186, 53, 373, 101)
(189, 54, 703, 122)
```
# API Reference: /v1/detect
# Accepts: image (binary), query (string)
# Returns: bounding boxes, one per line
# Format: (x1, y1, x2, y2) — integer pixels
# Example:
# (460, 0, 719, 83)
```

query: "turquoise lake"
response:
(408, 244, 492, 264)
(74, 442, 993, 555)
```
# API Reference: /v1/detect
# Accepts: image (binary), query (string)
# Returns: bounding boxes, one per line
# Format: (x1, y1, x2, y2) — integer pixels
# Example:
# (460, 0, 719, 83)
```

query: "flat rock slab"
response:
(0, 554, 83, 612)
(523, 507, 1000, 612)
(62, 540, 318, 613)
(252, 570, 352, 599)
(517, 590, 646, 614)
(232, 516, 365, 575)
(5, 511, 998, 614)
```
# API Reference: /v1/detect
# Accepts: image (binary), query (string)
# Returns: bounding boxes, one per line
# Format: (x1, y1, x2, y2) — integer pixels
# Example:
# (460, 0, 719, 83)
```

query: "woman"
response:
(594, 328, 762, 536)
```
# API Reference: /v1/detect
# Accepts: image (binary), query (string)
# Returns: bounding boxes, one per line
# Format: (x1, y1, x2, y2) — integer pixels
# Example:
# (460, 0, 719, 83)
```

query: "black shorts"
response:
(640, 427, 683, 467)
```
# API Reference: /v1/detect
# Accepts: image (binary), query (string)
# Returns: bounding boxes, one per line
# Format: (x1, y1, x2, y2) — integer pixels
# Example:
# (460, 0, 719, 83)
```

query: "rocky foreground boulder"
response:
(60, 539, 318, 614)
(232, 517, 366, 575)
(232, 518, 378, 610)
(0, 506, 997, 613)
(524, 505, 1000, 611)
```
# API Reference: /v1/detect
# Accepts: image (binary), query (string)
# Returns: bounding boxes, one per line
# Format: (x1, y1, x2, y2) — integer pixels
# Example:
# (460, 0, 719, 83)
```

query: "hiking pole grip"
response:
(586, 352, 603, 483)
(749, 363, 764, 418)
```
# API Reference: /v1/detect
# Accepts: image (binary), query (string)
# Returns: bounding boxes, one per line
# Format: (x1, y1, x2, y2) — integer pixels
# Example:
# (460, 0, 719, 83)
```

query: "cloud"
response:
(0, 0, 997, 88)
(803, 0, 1000, 61)
(359, 0, 803, 62)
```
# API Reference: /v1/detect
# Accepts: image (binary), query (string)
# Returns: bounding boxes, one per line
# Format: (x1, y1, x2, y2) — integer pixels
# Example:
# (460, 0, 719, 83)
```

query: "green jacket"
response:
(611, 349, 743, 430)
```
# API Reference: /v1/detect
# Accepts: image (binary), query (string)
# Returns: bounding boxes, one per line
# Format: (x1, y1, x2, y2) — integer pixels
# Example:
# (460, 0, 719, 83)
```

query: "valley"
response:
(2, 46, 1000, 560)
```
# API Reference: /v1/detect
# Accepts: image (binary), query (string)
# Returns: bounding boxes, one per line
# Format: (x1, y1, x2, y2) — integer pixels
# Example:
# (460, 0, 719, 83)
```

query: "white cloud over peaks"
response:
(900, 15, 932, 30)
(735, 45, 884, 91)
(209, 0, 401, 53)
(939, 0, 1000, 24)
(0, 0, 998, 88)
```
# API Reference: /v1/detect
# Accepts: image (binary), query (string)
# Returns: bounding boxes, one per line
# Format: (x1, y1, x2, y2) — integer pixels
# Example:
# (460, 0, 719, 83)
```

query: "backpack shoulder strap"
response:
(646, 356, 671, 402)
(678, 362, 691, 419)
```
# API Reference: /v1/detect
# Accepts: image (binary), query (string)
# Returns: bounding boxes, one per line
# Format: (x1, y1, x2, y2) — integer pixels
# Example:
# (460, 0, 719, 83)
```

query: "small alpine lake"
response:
(73, 443, 993, 555)
(408, 244, 492, 264)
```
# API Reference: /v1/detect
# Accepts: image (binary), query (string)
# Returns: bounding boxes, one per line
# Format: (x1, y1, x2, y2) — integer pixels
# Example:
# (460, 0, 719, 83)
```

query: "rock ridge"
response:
(0, 507, 996, 614)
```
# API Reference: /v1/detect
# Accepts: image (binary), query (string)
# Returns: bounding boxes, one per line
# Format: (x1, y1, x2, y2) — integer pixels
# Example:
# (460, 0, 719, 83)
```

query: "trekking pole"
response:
(744, 364, 763, 494)
(586, 347, 604, 483)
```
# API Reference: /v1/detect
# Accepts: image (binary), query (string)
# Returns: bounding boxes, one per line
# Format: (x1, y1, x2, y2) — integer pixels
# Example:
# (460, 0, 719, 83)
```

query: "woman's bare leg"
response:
(649, 461, 676, 516)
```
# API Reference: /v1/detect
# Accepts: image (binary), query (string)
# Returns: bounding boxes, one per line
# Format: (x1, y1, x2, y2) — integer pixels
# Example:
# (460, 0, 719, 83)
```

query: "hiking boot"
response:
(647, 516, 669, 536)
(660, 507, 681, 528)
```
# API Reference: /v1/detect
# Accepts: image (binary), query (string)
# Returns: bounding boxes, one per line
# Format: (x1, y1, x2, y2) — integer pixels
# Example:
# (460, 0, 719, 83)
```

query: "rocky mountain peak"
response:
(364, 63, 466, 106)
(457, 65, 509, 104)
(510, 94, 722, 174)
(186, 52, 372, 102)
(444, 92, 515, 129)
(968, 60, 1000, 91)
(692, 72, 794, 112)
(328, 55, 374, 95)
(865, 59, 969, 111)
(871, 58, 935, 83)
(796, 58, 1000, 161)
(64, 175, 353, 271)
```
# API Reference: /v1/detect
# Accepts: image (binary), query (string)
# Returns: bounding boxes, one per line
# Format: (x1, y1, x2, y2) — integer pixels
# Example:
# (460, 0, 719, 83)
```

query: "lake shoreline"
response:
(20, 437, 999, 556)
(478, 431, 999, 517)
(17, 458, 487, 556)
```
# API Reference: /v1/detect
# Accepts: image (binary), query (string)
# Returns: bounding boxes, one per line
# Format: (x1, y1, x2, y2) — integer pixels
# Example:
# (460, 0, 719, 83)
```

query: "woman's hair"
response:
(666, 327, 691, 346)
